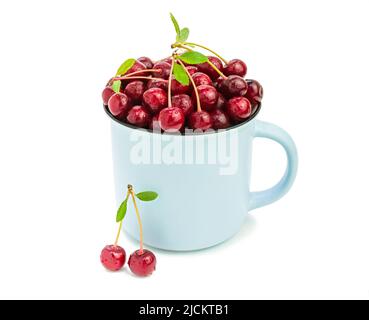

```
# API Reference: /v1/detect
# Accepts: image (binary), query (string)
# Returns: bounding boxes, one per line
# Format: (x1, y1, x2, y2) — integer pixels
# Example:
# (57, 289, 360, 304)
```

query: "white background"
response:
(0, 0, 368, 300)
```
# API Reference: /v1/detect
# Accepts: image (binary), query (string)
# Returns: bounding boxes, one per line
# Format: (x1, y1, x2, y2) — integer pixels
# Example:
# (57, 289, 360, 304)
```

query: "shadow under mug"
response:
(105, 106, 298, 251)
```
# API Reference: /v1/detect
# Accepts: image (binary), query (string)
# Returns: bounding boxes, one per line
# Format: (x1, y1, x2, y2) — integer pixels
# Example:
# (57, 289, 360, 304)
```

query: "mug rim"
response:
(104, 103, 261, 136)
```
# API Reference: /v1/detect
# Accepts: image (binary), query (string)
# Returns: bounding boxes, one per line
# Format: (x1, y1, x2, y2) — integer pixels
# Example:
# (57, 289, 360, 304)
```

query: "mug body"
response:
(110, 119, 256, 251)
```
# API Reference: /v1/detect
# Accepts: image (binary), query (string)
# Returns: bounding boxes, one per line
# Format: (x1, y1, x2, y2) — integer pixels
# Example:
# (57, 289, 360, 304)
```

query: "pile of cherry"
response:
(102, 56, 263, 132)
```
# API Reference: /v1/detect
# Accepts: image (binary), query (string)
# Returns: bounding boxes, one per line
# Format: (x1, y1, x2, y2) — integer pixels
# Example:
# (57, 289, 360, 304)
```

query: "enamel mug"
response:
(105, 106, 298, 251)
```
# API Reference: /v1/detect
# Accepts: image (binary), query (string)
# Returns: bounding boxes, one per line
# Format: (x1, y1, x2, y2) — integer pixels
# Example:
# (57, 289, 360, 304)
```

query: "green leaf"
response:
(170, 13, 180, 35)
(112, 80, 121, 93)
(116, 58, 135, 76)
(116, 198, 128, 222)
(176, 27, 189, 42)
(136, 191, 158, 201)
(173, 63, 189, 86)
(177, 51, 208, 65)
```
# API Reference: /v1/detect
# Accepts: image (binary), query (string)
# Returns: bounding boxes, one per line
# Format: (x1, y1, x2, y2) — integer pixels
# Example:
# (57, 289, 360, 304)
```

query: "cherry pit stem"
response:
(167, 57, 175, 108)
(118, 68, 161, 77)
(176, 58, 202, 112)
(182, 42, 228, 65)
(128, 185, 144, 255)
(113, 76, 167, 82)
(175, 44, 227, 79)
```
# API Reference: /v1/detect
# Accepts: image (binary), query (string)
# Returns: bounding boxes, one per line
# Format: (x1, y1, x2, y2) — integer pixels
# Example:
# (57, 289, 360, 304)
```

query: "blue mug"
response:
(106, 106, 298, 251)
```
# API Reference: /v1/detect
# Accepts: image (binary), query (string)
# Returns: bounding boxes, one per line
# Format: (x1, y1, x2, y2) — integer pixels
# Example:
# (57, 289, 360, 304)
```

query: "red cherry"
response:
(245, 79, 263, 107)
(226, 97, 252, 122)
(107, 93, 130, 119)
(126, 106, 151, 128)
(171, 79, 190, 95)
(152, 61, 172, 79)
(171, 94, 194, 116)
(210, 109, 231, 129)
(147, 79, 168, 91)
(128, 249, 156, 277)
(126, 60, 147, 76)
(193, 85, 218, 112)
(158, 107, 185, 132)
(219, 75, 248, 98)
(215, 93, 226, 110)
(143, 88, 168, 114)
(197, 56, 224, 80)
(137, 57, 154, 69)
(188, 111, 213, 130)
(100, 245, 126, 271)
(224, 59, 247, 77)
(124, 81, 145, 102)
(186, 66, 198, 75)
(192, 72, 213, 87)
(102, 87, 116, 106)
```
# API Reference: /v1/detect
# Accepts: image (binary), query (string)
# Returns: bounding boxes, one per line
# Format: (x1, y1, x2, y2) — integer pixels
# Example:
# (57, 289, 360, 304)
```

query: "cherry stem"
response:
(117, 68, 161, 78)
(177, 58, 201, 112)
(112, 76, 168, 82)
(183, 42, 228, 65)
(175, 44, 227, 79)
(128, 185, 144, 255)
(114, 191, 130, 246)
(167, 57, 175, 108)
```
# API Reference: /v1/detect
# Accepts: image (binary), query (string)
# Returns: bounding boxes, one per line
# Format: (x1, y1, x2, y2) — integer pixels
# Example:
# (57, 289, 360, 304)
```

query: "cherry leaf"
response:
(177, 28, 189, 43)
(116, 58, 135, 76)
(116, 198, 128, 222)
(177, 51, 208, 64)
(112, 80, 121, 93)
(170, 13, 180, 35)
(136, 191, 158, 201)
(173, 63, 189, 86)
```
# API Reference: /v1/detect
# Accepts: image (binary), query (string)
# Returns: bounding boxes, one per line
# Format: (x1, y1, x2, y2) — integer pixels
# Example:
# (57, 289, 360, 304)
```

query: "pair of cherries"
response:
(101, 245, 156, 277)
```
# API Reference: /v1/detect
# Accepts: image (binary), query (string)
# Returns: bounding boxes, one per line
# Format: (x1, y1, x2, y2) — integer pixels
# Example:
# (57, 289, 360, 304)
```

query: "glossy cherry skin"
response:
(128, 249, 156, 277)
(100, 245, 126, 271)
(171, 94, 194, 116)
(152, 61, 172, 79)
(193, 85, 218, 112)
(215, 93, 226, 110)
(214, 77, 225, 90)
(188, 111, 213, 130)
(137, 57, 153, 69)
(124, 81, 145, 102)
(126, 106, 151, 128)
(147, 79, 168, 91)
(107, 93, 130, 119)
(226, 97, 252, 122)
(192, 72, 213, 87)
(143, 88, 168, 114)
(158, 107, 185, 132)
(102, 87, 116, 106)
(126, 60, 147, 76)
(224, 59, 247, 77)
(210, 109, 231, 129)
(186, 66, 198, 75)
(171, 79, 190, 95)
(197, 56, 224, 80)
(245, 79, 263, 106)
(219, 75, 248, 98)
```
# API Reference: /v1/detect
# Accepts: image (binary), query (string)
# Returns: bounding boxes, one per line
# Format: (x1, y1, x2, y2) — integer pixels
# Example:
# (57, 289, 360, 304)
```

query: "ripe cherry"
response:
(124, 81, 145, 102)
(171, 79, 190, 95)
(192, 72, 213, 87)
(219, 75, 248, 98)
(126, 106, 151, 128)
(137, 57, 153, 69)
(188, 111, 213, 130)
(100, 245, 126, 271)
(152, 61, 172, 79)
(186, 66, 198, 75)
(143, 88, 168, 114)
(102, 87, 116, 106)
(158, 107, 185, 132)
(224, 59, 247, 77)
(171, 94, 193, 116)
(197, 56, 224, 80)
(147, 79, 168, 91)
(226, 97, 252, 122)
(128, 249, 156, 277)
(216, 93, 226, 110)
(126, 60, 147, 76)
(107, 93, 130, 119)
(210, 109, 231, 129)
(245, 79, 263, 107)
(193, 85, 218, 112)
(214, 77, 225, 90)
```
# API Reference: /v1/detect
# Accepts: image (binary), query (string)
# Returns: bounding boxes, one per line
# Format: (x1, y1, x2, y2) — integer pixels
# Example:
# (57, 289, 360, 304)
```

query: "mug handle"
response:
(249, 120, 298, 210)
